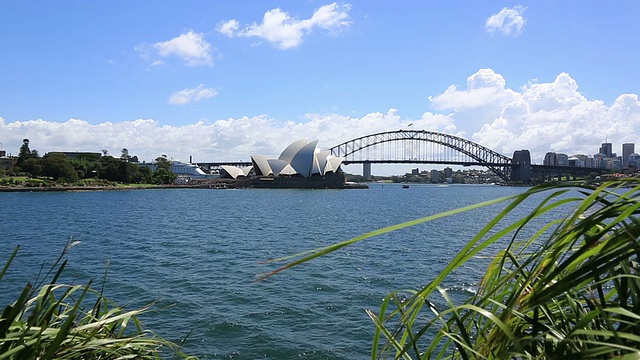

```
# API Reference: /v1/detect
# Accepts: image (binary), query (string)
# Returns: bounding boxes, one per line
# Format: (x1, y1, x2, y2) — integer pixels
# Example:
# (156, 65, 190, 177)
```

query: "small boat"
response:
(402, 184, 410, 189)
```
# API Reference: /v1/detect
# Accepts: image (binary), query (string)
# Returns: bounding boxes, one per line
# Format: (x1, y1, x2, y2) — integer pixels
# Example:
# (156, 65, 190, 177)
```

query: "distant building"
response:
(0, 155, 13, 170)
(544, 152, 556, 166)
(607, 158, 622, 171)
(599, 143, 613, 158)
(543, 152, 568, 166)
(628, 153, 640, 168)
(568, 156, 585, 167)
(573, 154, 590, 167)
(55, 151, 102, 161)
(556, 153, 569, 166)
(622, 143, 635, 168)
(430, 169, 440, 183)
(411, 168, 419, 175)
(139, 160, 219, 182)
(593, 153, 608, 168)
(443, 167, 452, 178)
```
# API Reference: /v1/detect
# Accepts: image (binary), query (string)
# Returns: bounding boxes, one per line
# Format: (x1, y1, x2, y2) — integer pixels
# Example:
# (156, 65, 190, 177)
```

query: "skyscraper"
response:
(599, 143, 613, 158)
(622, 143, 635, 168)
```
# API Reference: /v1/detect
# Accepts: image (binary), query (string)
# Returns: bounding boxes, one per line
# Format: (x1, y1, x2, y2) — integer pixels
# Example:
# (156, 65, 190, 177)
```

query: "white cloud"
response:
(2, 69, 639, 171)
(217, 3, 351, 49)
(217, 19, 239, 37)
(168, 85, 218, 105)
(430, 69, 640, 162)
(142, 31, 213, 66)
(486, 6, 526, 36)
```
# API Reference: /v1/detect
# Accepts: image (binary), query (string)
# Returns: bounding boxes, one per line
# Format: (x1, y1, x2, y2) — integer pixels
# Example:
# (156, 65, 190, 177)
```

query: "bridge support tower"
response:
(511, 150, 532, 183)
(363, 161, 372, 180)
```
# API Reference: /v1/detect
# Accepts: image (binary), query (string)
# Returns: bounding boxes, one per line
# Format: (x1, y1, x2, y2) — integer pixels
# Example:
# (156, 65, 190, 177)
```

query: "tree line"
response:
(7, 139, 176, 184)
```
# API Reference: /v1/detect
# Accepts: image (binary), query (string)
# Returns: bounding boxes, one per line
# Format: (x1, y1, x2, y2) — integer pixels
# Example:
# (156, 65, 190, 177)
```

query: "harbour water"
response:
(1, 183, 554, 358)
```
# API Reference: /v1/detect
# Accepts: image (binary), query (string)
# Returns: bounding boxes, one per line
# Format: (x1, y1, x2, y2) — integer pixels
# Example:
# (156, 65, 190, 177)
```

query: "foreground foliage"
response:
(0, 244, 194, 359)
(264, 180, 640, 359)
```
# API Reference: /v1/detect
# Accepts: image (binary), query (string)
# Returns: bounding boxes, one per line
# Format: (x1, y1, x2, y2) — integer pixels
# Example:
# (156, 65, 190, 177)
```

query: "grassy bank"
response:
(0, 243, 195, 359)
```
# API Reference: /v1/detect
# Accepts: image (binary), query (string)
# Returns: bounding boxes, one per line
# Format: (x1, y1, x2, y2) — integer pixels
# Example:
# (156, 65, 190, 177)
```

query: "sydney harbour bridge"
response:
(199, 130, 605, 183)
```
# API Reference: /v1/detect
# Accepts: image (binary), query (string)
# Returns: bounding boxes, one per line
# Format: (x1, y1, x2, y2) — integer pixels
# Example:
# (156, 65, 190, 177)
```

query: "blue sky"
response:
(1, 1, 639, 174)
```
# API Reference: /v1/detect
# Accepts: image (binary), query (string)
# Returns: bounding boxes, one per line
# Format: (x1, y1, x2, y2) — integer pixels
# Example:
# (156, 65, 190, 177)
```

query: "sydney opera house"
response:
(219, 139, 363, 189)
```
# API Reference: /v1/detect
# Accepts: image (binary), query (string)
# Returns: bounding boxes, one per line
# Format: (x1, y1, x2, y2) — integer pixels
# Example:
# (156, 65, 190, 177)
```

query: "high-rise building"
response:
(430, 169, 440, 183)
(544, 152, 557, 165)
(622, 143, 635, 167)
(599, 143, 613, 158)
(556, 153, 569, 166)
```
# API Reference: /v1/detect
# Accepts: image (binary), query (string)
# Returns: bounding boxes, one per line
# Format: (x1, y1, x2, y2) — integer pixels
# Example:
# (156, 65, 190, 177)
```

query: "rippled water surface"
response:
(1, 184, 550, 358)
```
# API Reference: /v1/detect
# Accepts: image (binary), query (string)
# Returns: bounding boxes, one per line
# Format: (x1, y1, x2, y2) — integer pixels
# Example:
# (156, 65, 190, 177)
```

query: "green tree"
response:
(41, 152, 79, 182)
(153, 156, 176, 184)
(138, 165, 153, 184)
(16, 138, 31, 167)
(21, 158, 42, 177)
(120, 148, 130, 162)
(99, 155, 120, 181)
(16, 138, 39, 168)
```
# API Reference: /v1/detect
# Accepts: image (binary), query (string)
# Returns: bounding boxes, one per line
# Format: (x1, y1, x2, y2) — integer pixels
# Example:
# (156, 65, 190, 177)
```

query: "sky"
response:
(1, 1, 639, 175)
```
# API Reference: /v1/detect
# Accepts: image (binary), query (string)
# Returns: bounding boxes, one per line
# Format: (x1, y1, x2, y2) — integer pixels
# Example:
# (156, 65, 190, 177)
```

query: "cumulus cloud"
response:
(429, 69, 640, 163)
(139, 31, 213, 66)
(168, 85, 218, 105)
(2, 69, 639, 169)
(217, 2, 351, 49)
(486, 6, 526, 36)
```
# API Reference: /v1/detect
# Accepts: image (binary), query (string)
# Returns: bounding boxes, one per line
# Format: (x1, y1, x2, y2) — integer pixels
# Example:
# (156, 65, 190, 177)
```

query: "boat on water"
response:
(402, 184, 410, 189)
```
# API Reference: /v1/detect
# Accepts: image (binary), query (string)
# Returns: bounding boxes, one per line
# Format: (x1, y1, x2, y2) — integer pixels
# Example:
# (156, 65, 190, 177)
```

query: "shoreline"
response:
(0, 184, 219, 193)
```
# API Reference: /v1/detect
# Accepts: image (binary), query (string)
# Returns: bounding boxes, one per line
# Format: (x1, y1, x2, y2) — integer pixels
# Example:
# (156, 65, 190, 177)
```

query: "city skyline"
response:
(1, 2, 639, 175)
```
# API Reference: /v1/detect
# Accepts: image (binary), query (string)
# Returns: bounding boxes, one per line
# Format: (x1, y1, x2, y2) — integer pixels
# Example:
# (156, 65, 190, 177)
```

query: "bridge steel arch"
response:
(328, 130, 513, 181)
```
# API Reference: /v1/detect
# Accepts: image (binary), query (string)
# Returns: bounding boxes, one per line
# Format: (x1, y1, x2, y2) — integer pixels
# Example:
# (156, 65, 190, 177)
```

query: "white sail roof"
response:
(290, 140, 318, 177)
(267, 159, 297, 176)
(251, 154, 273, 176)
(313, 150, 331, 175)
(249, 139, 341, 178)
(324, 155, 343, 174)
(220, 165, 244, 179)
(278, 138, 308, 163)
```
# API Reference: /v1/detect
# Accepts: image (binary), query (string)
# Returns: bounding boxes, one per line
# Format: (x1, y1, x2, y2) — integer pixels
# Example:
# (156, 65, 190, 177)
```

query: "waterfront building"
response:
(219, 139, 357, 189)
(623, 143, 635, 168)
(0, 155, 13, 170)
(444, 167, 453, 178)
(430, 169, 440, 183)
(139, 160, 219, 181)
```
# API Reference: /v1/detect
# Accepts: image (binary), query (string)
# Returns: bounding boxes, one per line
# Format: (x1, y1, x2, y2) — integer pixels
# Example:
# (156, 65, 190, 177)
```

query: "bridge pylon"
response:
(363, 162, 372, 180)
(511, 150, 532, 183)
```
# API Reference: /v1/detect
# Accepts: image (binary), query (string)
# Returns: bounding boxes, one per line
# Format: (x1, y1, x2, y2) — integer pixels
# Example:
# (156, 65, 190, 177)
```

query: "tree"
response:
(99, 155, 120, 182)
(138, 166, 153, 184)
(21, 158, 42, 177)
(41, 152, 78, 182)
(120, 148, 130, 162)
(153, 157, 176, 185)
(17, 138, 33, 168)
